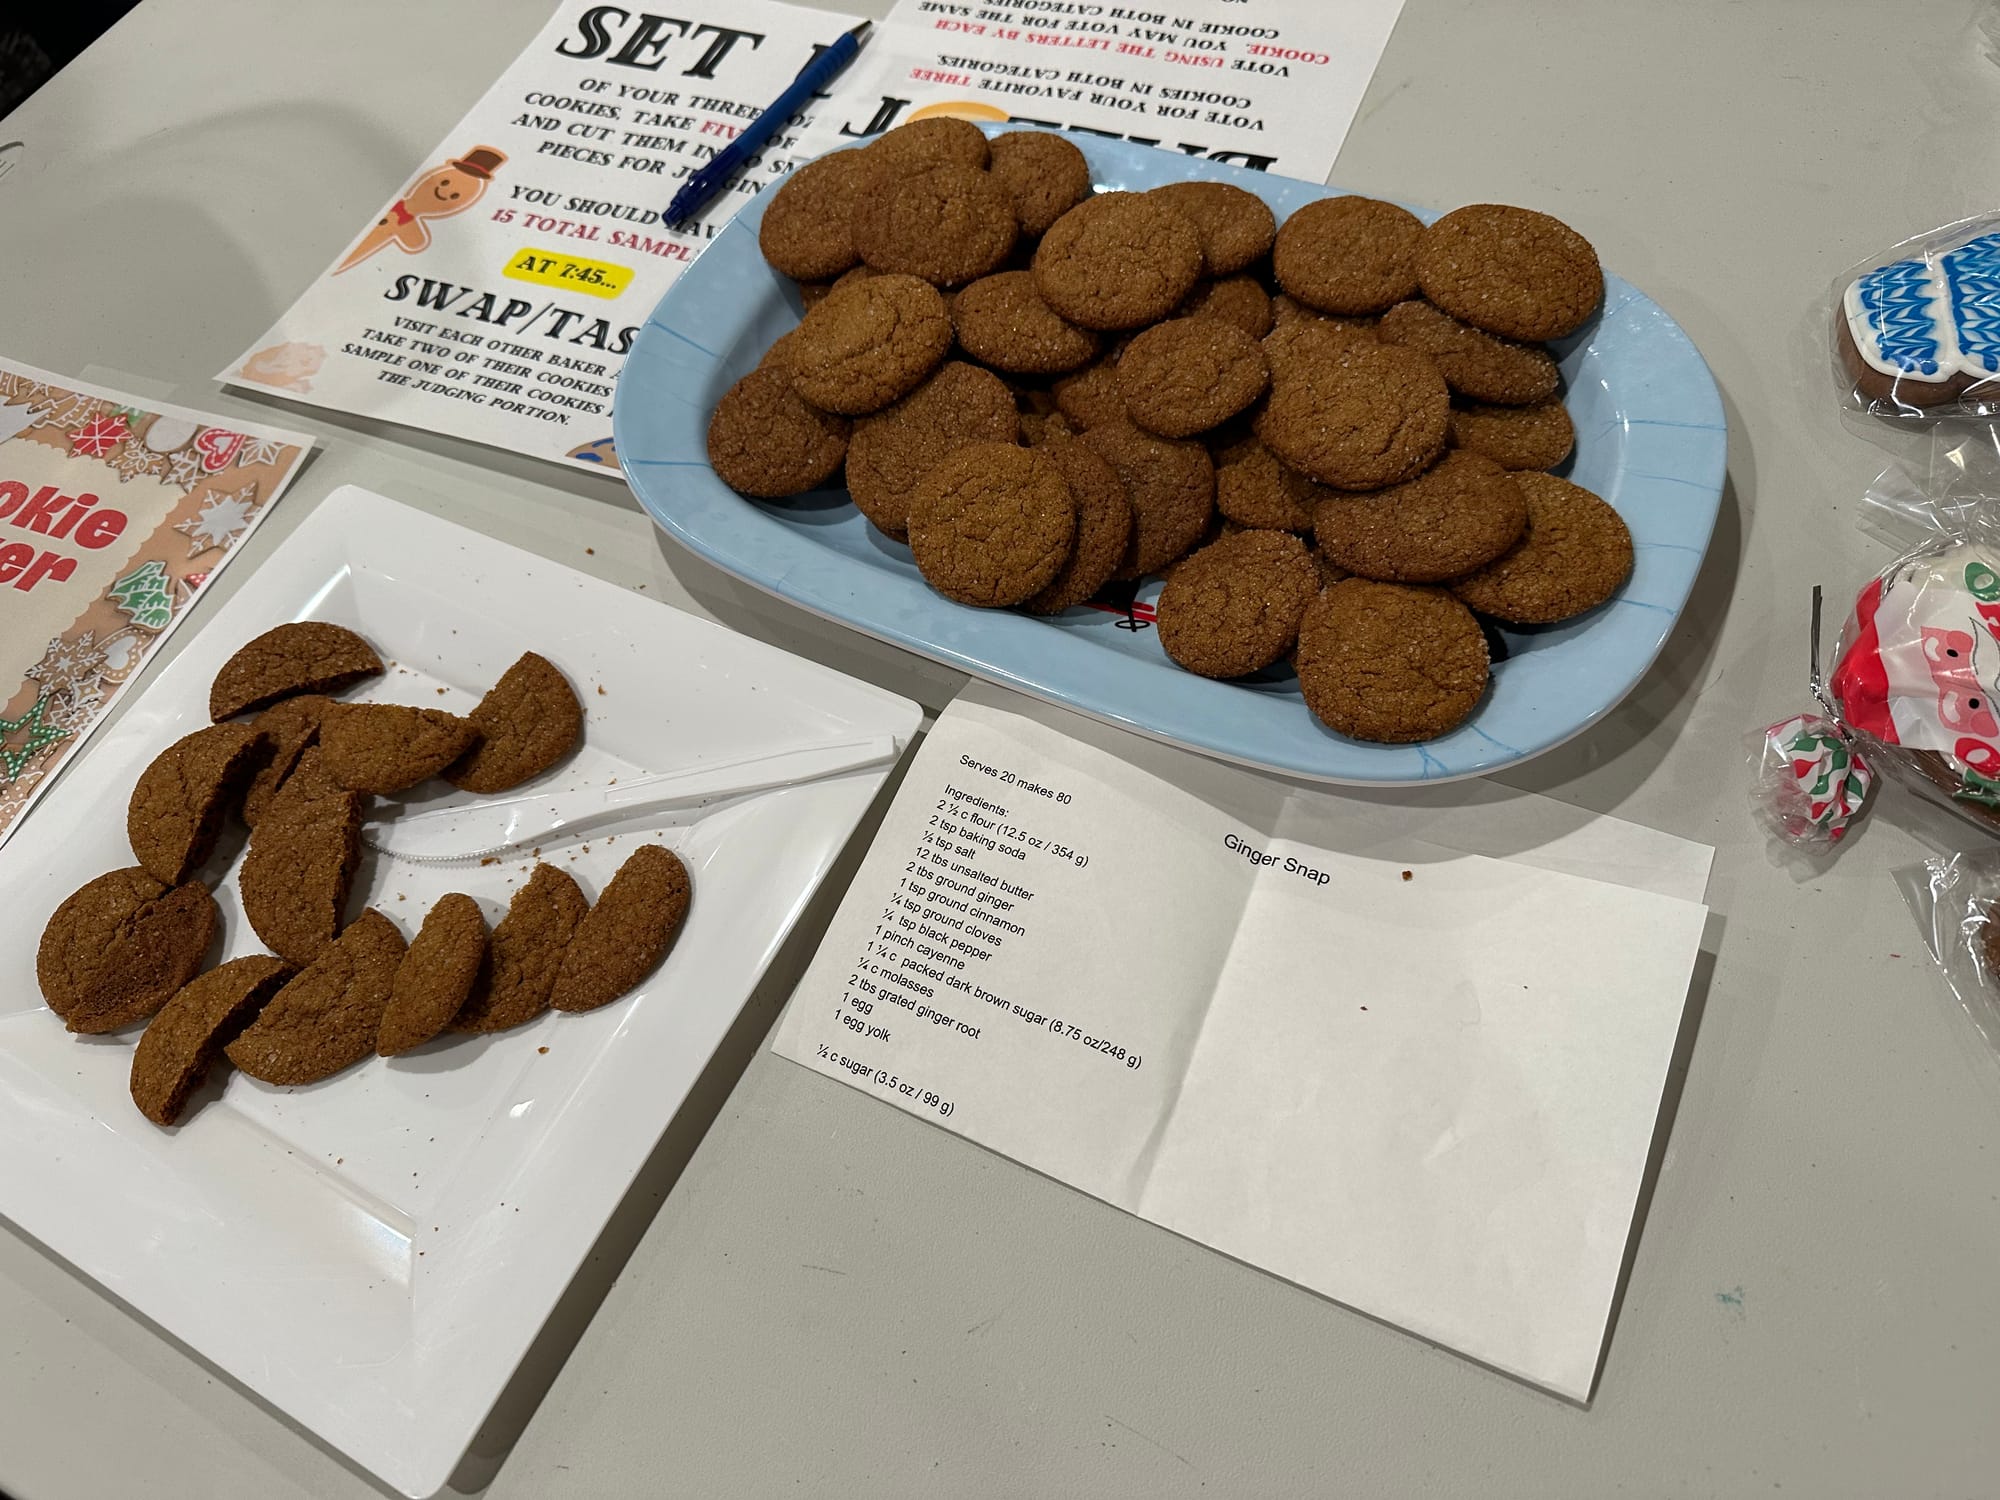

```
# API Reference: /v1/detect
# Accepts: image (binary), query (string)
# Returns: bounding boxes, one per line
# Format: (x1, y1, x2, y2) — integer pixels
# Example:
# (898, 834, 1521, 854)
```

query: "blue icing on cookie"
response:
(1943, 233, 2000, 376)
(1855, 258, 1943, 376)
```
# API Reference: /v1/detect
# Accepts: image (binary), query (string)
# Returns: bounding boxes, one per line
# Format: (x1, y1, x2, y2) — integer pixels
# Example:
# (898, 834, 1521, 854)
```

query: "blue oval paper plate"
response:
(615, 132, 1725, 785)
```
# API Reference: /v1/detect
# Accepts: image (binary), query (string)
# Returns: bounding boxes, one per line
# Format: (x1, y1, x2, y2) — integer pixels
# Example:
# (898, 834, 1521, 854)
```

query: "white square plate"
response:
(0, 485, 920, 1496)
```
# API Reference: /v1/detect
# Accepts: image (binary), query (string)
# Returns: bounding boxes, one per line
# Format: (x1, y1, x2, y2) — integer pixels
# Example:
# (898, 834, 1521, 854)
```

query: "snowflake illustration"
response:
(39, 681, 103, 736)
(163, 446, 206, 492)
(175, 482, 259, 556)
(235, 436, 289, 470)
(71, 414, 130, 457)
(108, 441, 167, 484)
(25, 631, 104, 704)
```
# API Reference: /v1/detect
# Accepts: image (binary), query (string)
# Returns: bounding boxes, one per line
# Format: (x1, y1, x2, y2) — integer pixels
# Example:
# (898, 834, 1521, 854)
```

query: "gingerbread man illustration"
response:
(335, 145, 507, 273)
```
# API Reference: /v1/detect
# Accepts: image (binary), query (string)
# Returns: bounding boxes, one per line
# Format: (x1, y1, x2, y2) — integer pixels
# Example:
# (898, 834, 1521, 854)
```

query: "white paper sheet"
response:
(771, 684, 1710, 1399)
(797, 0, 1408, 183)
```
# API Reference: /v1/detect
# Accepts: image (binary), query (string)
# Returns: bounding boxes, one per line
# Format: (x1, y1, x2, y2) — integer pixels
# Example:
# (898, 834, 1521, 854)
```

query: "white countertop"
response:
(4, 1, 2000, 1495)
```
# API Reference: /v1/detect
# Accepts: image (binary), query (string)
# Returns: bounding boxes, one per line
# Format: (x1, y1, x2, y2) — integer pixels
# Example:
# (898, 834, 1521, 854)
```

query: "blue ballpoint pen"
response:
(663, 21, 872, 230)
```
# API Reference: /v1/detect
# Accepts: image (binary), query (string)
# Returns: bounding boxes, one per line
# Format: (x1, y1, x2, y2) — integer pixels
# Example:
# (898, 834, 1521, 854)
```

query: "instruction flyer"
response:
(221, 0, 861, 476)
(0, 360, 311, 846)
(795, 0, 1406, 180)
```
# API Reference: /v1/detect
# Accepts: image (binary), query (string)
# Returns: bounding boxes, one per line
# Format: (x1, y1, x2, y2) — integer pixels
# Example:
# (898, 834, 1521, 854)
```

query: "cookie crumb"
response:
(1401, 870, 1413, 881)
(481, 857, 500, 867)
(537, 1046, 549, 1054)
(596, 685, 606, 696)
(586, 547, 595, 555)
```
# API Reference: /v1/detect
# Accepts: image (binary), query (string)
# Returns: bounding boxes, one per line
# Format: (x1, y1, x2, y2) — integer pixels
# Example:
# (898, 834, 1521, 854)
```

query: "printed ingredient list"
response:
(774, 684, 1712, 1400)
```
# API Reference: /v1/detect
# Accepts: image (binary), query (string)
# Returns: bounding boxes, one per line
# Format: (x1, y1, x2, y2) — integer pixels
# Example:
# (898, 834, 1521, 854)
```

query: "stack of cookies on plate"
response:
(707, 119, 1633, 744)
(36, 623, 691, 1127)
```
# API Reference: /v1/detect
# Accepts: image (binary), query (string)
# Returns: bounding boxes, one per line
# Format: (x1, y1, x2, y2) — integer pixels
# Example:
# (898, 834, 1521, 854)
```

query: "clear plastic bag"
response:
(1833, 213, 2000, 420)
(1747, 712, 1873, 847)
(1824, 528, 2000, 837)
(1896, 850, 2000, 1054)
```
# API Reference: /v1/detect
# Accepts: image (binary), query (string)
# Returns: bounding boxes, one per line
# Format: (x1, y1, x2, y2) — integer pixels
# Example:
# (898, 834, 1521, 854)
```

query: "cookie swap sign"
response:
(0, 360, 310, 849)
(791, 0, 1405, 180)
(221, 0, 862, 476)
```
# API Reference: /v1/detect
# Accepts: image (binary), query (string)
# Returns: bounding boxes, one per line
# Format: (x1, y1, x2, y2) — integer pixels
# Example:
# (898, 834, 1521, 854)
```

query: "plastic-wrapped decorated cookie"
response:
(1838, 223, 2000, 413)
(1828, 540, 2000, 834)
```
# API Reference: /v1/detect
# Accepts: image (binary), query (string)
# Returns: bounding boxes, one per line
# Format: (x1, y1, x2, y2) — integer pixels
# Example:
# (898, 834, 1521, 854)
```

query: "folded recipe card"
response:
(772, 684, 1711, 1400)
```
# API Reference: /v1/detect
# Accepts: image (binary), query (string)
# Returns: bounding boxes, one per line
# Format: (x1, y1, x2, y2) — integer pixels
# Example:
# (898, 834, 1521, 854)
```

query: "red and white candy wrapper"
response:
(1752, 713, 1874, 845)
(1825, 538, 2000, 835)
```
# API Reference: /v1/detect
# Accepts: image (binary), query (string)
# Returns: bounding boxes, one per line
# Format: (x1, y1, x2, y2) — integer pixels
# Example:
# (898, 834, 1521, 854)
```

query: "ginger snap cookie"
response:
(1262, 307, 1379, 374)
(131, 955, 292, 1126)
(846, 361, 1019, 538)
(1375, 299, 1560, 405)
(786, 273, 953, 415)
(446, 651, 583, 793)
(1053, 356, 1127, 429)
(707, 363, 850, 497)
(852, 164, 1018, 287)
(320, 703, 480, 795)
(1256, 333, 1449, 490)
(1272, 196, 1425, 315)
(865, 116, 991, 175)
(241, 694, 330, 829)
(1447, 395, 1575, 471)
(1270, 293, 1380, 337)
(1313, 450, 1528, 584)
(1178, 275, 1275, 338)
(907, 443, 1076, 607)
(127, 722, 267, 885)
(1018, 408, 1074, 447)
(1312, 539, 1351, 588)
(1296, 580, 1489, 743)
(1415, 204, 1603, 342)
(210, 622, 383, 722)
(1145, 181, 1277, 276)
(226, 909, 406, 1085)
(1116, 316, 1269, 438)
(758, 148, 876, 281)
(1023, 436, 1133, 614)
(1077, 420, 1215, 577)
(1156, 530, 1319, 678)
(38, 867, 218, 1034)
(240, 747, 362, 968)
(987, 130, 1092, 236)
(1212, 430, 1323, 533)
(454, 864, 589, 1033)
(951, 271, 1101, 375)
(551, 845, 692, 1013)
(1032, 192, 1203, 331)
(378, 893, 488, 1055)
(1450, 472, 1632, 624)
